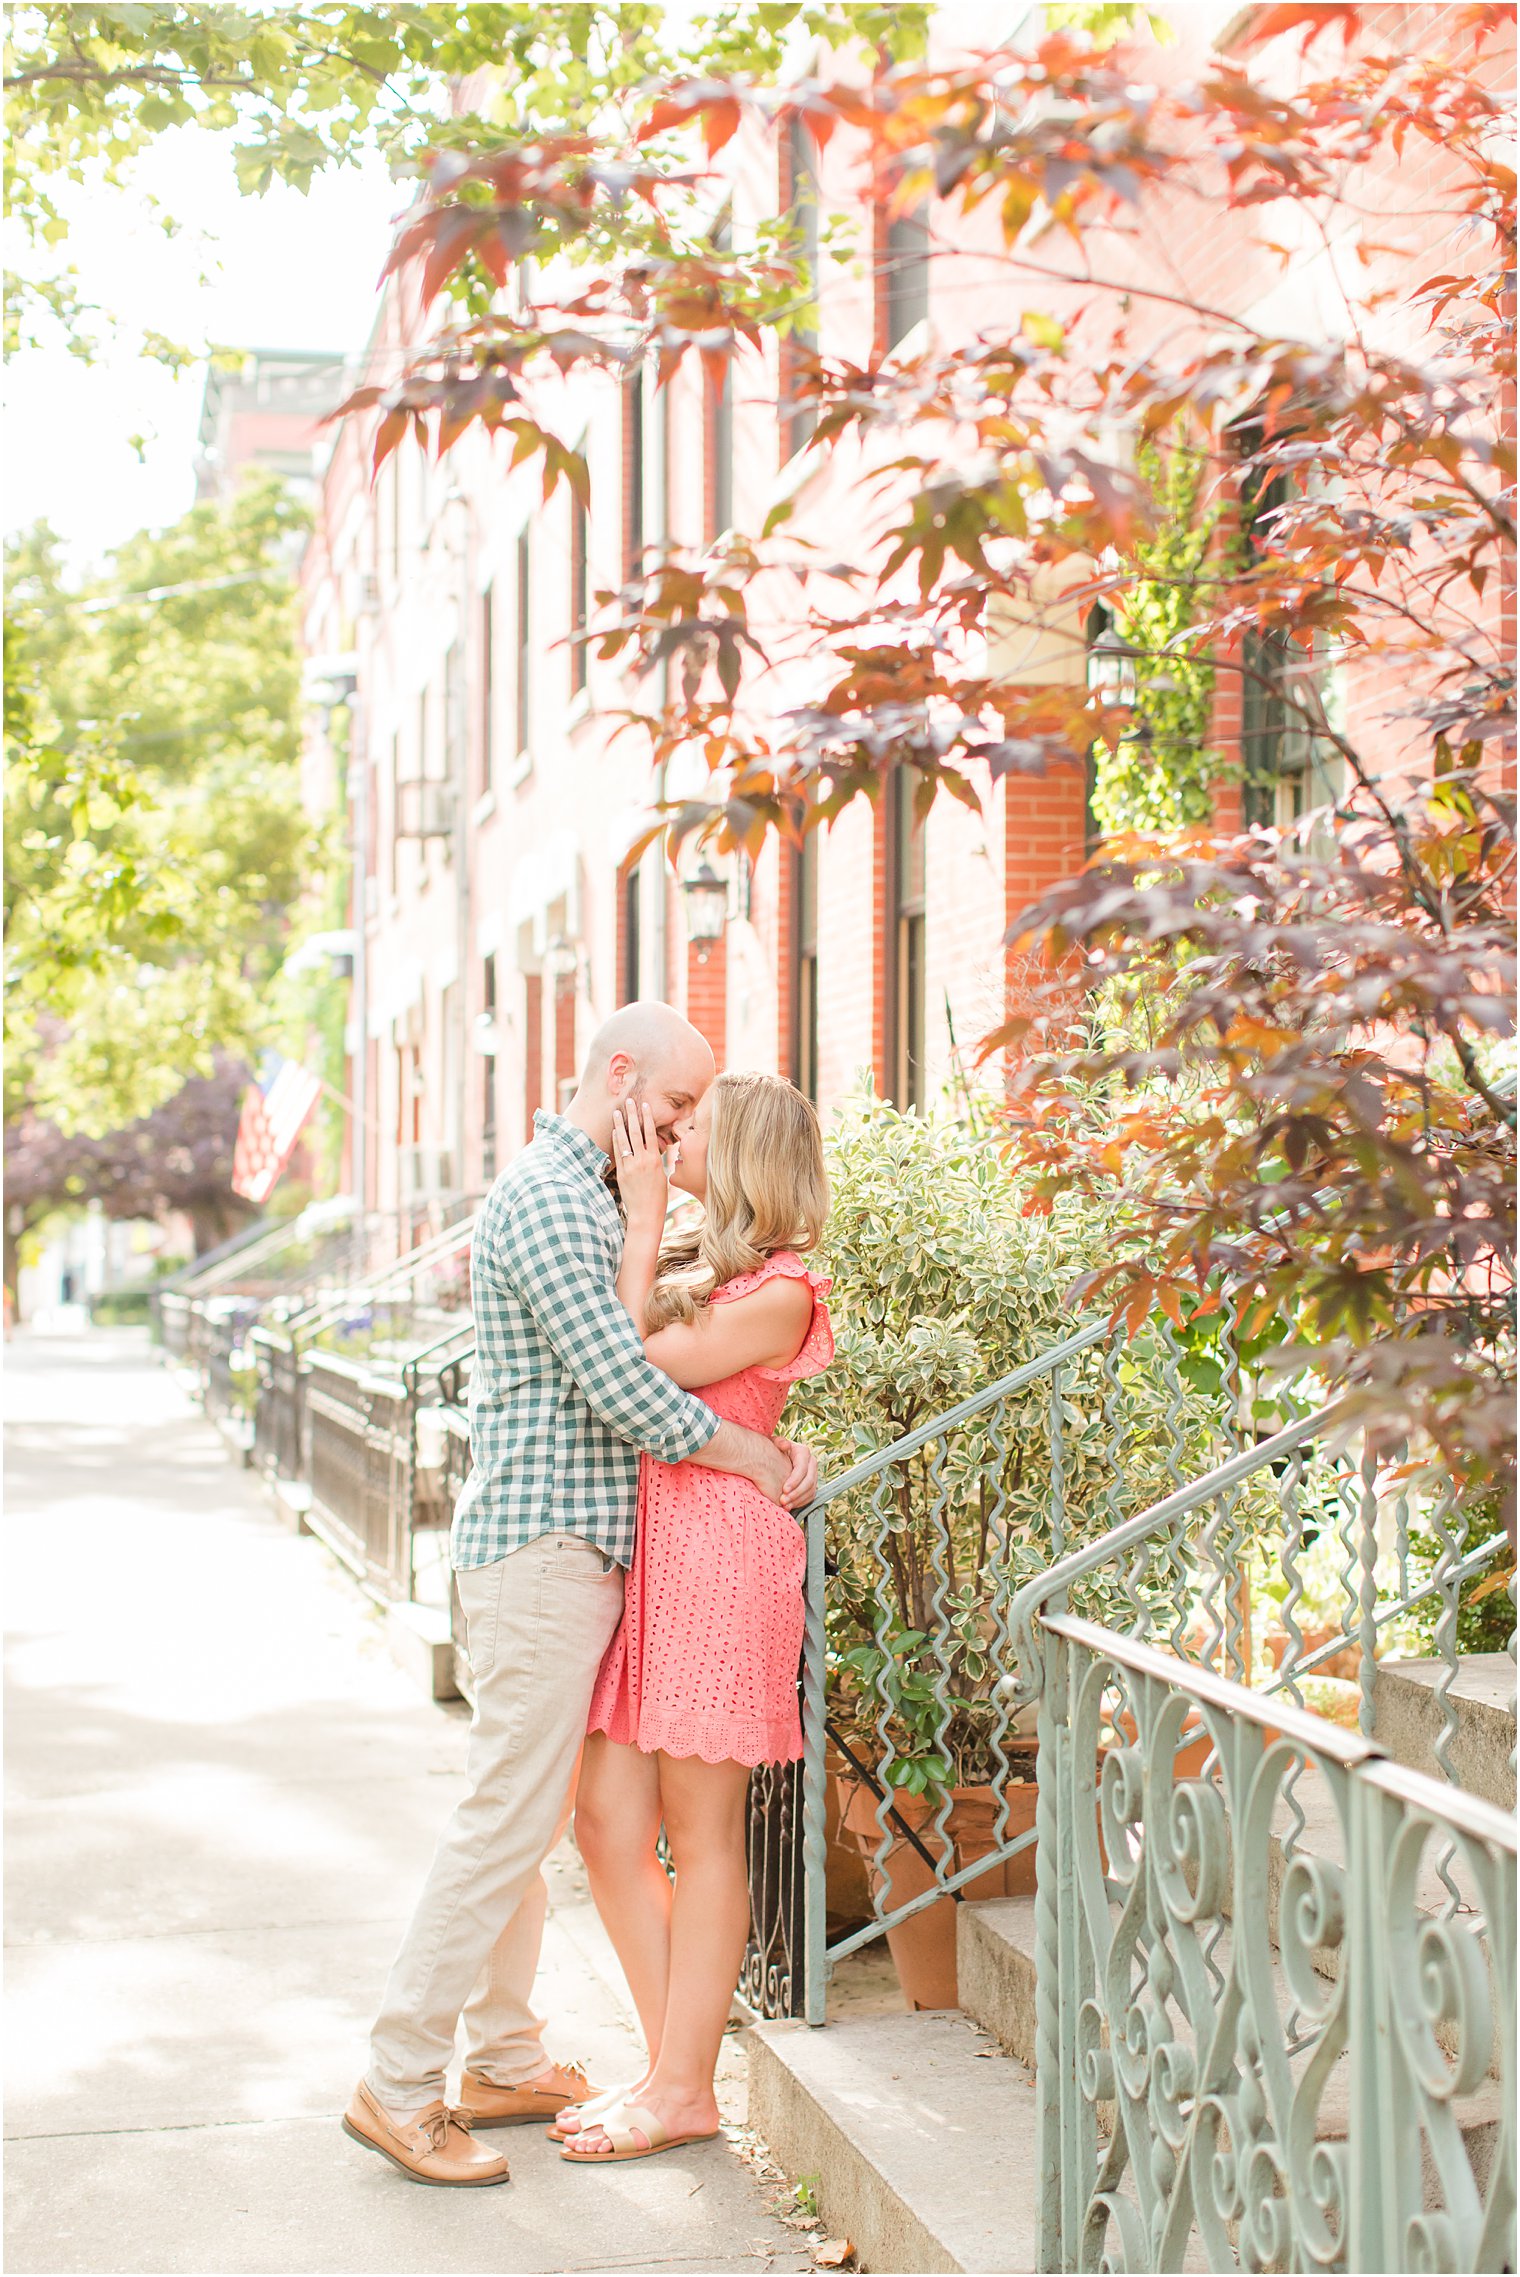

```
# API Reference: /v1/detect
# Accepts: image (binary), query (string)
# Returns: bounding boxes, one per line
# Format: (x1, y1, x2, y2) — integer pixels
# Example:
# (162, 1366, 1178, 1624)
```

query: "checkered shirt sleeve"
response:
(450, 1141, 716, 1571)
(490, 1179, 716, 1461)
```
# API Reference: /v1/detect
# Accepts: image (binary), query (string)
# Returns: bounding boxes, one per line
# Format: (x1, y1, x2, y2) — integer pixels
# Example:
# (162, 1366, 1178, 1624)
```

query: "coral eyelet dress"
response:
(586, 1251, 833, 1767)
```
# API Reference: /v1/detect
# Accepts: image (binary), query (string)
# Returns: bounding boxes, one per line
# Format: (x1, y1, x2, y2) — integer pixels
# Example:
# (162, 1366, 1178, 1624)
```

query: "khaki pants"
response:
(367, 1532, 625, 2106)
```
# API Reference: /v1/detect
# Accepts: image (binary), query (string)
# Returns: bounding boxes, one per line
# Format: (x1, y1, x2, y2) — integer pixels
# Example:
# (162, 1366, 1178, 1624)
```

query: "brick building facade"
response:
(297, 4, 1503, 1210)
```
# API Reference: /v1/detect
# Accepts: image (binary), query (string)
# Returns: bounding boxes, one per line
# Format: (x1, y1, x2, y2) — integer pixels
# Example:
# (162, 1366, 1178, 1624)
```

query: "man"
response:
(344, 1003, 817, 2185)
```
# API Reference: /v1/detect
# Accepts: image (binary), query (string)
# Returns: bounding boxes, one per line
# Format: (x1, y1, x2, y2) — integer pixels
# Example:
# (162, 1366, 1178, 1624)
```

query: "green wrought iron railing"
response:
(1029, 1618, 1515, 2271)
(798, 1369, 1513, 2035)
(795, 1309, 1237, 2024)
(788, 1387, 1516, 2271)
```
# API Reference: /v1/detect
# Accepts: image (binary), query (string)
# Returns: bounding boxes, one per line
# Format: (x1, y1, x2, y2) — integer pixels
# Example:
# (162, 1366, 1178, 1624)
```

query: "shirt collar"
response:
(533, 1109, 612, 1183)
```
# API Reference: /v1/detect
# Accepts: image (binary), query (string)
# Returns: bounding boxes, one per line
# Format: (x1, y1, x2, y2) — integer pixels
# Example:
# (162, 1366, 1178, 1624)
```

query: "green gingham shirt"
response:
(451, 1110, 717, 1570)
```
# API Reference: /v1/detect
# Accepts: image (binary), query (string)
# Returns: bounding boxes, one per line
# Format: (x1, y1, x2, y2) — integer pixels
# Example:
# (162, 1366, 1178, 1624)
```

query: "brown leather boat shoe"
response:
(457, 2061, 598, 2129)
(342, 2082, 510, 2185)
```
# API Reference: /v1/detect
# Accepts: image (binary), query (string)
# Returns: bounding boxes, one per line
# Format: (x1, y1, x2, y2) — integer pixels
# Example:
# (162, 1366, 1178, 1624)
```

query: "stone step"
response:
(957, 1896, 1037, 2070)
(953, 1896, 1502, 2218)
(764, 1907, 1503, 2274)
(1373, 1653, 1516, 1810)
(746, 2011, 1040, 2275)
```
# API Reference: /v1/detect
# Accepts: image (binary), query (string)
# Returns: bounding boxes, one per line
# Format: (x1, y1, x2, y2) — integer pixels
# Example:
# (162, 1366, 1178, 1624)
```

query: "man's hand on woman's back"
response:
(695, 1419, 817, 1508)
(775, 1437, 819, 1509)
(736, 1431, 817, 1508)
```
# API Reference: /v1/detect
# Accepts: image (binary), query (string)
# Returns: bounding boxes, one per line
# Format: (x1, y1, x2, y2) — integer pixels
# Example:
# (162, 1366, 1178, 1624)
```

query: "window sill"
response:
(566, 688, 592, 730)
(473, 789, 497, 826)
(508, 748, 533, 789)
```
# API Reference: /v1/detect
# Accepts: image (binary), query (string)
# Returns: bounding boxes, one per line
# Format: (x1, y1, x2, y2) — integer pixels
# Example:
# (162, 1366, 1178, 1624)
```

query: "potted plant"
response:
(787, 1092, 1227, 2006)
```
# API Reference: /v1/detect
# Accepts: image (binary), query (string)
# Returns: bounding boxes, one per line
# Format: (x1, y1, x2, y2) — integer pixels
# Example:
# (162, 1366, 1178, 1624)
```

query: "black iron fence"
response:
(438, 1411, 475, 1701)
(200, 1303, 258, 1428)
(251, 1330, 304, 1481)
(741, 1762, 806, 2019)
(302, 1351, 412, 1596)
(157, 1289, 192, 1359)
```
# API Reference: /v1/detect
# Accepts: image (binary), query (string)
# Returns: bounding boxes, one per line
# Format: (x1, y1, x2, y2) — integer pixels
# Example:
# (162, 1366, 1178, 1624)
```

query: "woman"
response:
(558, 1069, 832, 2166)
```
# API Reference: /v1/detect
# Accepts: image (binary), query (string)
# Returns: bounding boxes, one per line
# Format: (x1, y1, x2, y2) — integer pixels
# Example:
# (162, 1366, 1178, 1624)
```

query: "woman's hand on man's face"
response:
(611, 1101, 669, 1225)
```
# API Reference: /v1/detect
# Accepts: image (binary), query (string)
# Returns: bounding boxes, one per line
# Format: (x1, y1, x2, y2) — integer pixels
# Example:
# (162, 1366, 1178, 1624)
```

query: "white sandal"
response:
(560, 2095, 720, 2165)
(548, 2079, 639, 2143)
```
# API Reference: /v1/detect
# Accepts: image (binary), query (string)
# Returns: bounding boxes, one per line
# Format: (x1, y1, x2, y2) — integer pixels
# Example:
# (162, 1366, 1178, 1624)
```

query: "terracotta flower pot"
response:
(824, 1745, 874, 1934)
(834, 1760, 1039, 2010)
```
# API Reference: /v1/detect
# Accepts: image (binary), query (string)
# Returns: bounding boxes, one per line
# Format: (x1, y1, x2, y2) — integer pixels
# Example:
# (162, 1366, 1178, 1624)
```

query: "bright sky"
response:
(5, 130, 401, 570)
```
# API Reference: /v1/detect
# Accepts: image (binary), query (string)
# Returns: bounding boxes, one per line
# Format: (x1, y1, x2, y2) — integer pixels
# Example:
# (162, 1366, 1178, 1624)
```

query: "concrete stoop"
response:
(386, 1598, 461, 1702)
(957, 1897, 1038, 2069)
(1373, 1653, 1517, 1811)
(747, 2011, 1041, 2276)
(761, 1887, 1505, 2273)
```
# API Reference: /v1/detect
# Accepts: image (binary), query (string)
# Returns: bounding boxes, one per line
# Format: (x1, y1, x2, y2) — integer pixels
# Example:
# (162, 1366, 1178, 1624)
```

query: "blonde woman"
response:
(559, 1071, 833, 2166)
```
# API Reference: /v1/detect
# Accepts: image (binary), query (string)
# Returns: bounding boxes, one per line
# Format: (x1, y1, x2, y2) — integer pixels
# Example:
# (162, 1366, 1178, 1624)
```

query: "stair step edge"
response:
(746, 2011, 1041, 2276)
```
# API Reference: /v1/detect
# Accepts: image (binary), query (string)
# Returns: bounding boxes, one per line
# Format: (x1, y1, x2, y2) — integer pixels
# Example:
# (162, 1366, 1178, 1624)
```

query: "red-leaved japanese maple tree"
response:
(339, 4, 1515, 1501)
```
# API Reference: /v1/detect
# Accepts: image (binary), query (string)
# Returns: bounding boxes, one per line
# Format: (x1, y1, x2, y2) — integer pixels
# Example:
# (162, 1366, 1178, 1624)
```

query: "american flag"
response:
(232, 1055, 324, 1204)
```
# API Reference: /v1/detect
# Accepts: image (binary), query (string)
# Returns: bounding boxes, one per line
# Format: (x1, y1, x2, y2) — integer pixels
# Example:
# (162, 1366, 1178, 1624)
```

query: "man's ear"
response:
(606, 1050, 636, 1099)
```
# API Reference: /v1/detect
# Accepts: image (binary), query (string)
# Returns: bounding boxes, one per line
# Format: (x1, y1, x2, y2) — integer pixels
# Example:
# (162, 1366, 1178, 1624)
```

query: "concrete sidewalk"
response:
(4, 1332, 814, 2276)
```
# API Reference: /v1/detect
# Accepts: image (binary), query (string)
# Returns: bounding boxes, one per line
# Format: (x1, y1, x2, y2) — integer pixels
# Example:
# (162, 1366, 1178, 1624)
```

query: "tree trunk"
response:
(189, 1198, 243, 1256)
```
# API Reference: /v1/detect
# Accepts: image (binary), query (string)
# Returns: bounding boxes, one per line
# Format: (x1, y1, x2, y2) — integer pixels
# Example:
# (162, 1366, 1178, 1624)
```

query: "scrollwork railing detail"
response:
(1034, 1617, 1516, 2275)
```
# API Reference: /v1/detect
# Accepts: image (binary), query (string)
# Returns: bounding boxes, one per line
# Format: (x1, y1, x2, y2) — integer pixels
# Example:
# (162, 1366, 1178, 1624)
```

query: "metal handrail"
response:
(158, 1215, 274, 1293)
(800, 1340, 1511, 2026)
(178, 1202, 357, 1297)
(797, 1308, 1196, 2024)
(401, 1318, 477, 1398)
(797, 1315, 1112, 1518)
(270, 1212, 477, 1349)
(1006, 1400, 1510, 1702)
(1004, 1400, 1346, 1679)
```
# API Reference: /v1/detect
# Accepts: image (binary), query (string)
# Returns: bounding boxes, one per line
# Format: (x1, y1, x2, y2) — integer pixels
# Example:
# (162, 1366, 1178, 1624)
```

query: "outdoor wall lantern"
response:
(473, 1012, 502, 1056)
(1085, 610, 1138, 705)
(682, 860, 728, 960)
(546, 932, 579, 988)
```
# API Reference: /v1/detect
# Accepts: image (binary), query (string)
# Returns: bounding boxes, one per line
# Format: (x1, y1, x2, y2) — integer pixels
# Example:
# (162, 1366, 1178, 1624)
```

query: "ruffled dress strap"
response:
(710, 1250, 835, 1382)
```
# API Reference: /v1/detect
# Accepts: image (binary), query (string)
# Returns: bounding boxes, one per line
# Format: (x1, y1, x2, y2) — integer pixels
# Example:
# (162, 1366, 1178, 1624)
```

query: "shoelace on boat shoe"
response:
(423, 2108, 476, 2152)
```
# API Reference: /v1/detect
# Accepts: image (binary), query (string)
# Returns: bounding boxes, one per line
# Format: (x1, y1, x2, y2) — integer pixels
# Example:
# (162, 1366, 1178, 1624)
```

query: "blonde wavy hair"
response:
(644, 1070, 829, 1332)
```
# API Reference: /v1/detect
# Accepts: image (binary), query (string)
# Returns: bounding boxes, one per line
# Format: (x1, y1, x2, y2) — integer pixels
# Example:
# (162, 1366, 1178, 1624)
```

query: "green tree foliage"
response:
(4, 474, 319, 1132)
(4, 2, 929, 358)
(1089, 438, 1218, 834)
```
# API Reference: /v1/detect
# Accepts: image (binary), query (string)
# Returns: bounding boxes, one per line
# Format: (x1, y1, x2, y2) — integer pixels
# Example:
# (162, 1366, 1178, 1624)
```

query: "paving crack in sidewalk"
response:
(4, 1331, 815, 2276)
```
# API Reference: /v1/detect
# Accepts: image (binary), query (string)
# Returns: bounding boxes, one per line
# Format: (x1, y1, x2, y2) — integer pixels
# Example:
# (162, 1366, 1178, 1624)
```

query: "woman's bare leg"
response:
(573, 1734, 672, 2074)
(569, 1752, 751, 2155)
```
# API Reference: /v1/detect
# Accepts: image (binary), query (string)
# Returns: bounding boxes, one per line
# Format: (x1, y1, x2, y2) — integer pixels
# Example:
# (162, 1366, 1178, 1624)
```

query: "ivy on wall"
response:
(1090, 439, 1219, 835)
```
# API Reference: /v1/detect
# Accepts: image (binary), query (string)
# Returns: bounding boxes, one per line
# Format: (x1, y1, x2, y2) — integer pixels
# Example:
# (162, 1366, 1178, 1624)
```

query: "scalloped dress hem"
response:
(591, 1705, 803, 1768)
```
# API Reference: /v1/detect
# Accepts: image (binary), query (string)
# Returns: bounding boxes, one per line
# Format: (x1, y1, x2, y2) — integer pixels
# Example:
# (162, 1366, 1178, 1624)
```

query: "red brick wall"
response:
(554, 976, 577, 1107)
(1211, 642, 1245, 834)
(686, 936, 728, 1065)
(523, 973, 543, 1144)
(870, 794, 889, 1095)
(1003, 764, 1089, 946)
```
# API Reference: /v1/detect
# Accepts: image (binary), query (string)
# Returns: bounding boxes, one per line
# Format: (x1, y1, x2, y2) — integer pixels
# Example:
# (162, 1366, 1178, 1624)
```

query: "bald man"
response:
(346, 1004, 818, 2185)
